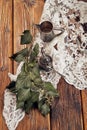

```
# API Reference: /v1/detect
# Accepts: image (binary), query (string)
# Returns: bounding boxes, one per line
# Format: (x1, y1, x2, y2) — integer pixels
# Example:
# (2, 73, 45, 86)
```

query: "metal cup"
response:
(35, 21, 64, 42)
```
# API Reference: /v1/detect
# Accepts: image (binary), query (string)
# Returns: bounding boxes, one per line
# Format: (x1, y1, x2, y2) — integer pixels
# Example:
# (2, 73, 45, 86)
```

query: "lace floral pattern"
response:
(3, 0, 87, 130)
(3, 89, 25, 130)
(40, 0, 87, 90)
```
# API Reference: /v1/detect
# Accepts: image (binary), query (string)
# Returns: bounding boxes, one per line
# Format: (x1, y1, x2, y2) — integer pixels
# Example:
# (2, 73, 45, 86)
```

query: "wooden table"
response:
(0, 0, 87, 130)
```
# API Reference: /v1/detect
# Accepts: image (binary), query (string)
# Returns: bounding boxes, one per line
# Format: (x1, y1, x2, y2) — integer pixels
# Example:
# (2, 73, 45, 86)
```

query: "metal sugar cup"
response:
(35, 21, 64, 42)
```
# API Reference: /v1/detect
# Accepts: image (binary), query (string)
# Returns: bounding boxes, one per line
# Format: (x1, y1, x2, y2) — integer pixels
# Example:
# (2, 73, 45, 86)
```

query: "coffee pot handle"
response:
(34, 24, 41, 31)
(53, 28, 65, 37)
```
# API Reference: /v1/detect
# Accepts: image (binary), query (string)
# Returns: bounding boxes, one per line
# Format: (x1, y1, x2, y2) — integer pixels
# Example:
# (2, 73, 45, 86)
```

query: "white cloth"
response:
(3, 0, 87, 130)
(3, 89, 25, 130)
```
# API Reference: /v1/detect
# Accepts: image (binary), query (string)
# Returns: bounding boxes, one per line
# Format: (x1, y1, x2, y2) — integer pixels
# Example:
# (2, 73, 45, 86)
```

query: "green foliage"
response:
(24, 91, 39, 113)
(17, 88, 31, 102)
(6, 81, 17, 93)
(15, 61, 58, 115)
(21, 30, 32, 44)
(30, 43, 39, 61)
(10, 43, 39, 63)
(38, 101, 50, 116)
(17, 101, 24, 109)
(10, 48, 28, 62)
(8, 30, 58, 116)
(44, 82, 58, 97)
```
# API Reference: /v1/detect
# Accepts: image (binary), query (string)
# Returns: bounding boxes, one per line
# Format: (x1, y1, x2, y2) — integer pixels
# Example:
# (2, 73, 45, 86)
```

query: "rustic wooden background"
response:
(0, 0, 87, 130)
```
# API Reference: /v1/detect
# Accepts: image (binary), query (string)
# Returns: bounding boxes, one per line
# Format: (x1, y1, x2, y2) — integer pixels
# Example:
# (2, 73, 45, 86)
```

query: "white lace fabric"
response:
(3, 89, 25, 130)
(3, 0, 87, 130)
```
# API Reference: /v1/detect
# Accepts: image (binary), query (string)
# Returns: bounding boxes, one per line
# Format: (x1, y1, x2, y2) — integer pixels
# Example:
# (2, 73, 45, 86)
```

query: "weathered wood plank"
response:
(0, 0, 12, 130)
(51, 78, 83, 130)
(0, 1, 86, 130)
(82, 91, 87, 130)
(78, 0, 87, 128)
(13, 0, 50, 130)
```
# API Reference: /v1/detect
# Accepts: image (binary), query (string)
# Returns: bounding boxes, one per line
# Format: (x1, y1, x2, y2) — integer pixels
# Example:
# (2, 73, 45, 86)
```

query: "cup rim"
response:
(40, 21, 53, 32)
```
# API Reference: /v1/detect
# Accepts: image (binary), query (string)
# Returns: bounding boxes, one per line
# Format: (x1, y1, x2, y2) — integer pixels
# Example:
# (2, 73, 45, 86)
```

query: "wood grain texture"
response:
(13, 0, 50, 130)
(0, 0, 12, 130)
(51, 78, 83, 130)
(80, 0, 87, 126)
(82, 91, 87, 130)
(0, 0, 87, 130)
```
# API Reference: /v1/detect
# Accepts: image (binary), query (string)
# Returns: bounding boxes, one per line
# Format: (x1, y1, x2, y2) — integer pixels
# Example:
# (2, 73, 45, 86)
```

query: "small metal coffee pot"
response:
(35, 21, 64, 42)
(39, 47, 53, 71)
